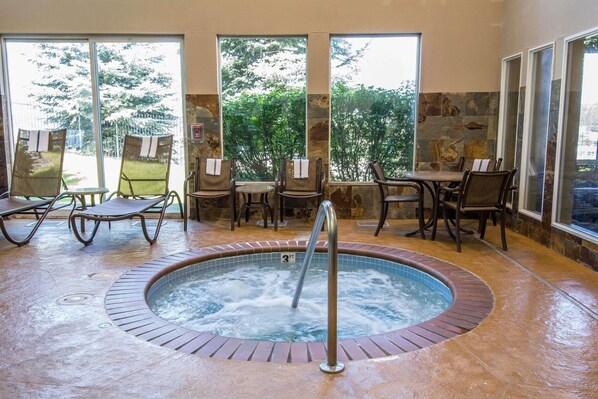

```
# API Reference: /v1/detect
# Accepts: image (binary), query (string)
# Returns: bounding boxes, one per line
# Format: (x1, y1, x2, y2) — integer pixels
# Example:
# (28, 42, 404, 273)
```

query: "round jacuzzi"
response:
(105, 241, 493, 363)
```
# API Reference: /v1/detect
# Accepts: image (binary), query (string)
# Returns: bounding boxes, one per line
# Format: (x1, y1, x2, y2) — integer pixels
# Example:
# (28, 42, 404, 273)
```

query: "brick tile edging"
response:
(105, 241, 493, 363)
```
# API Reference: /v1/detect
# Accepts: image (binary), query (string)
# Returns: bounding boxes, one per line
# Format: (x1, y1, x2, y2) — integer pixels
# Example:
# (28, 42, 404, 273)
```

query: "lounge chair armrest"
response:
(106, 191, 118, 201)
(184, 171, 195, 183)
(508, 184, 518, 192)
(374, 179, 422, 191)
(438, 185, 459, 193)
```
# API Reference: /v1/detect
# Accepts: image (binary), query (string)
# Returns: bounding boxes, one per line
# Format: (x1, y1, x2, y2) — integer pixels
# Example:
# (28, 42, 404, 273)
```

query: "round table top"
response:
(236, 184, 274, 194)
(404, 171, 464, 183)
(65, 187, 110, 195)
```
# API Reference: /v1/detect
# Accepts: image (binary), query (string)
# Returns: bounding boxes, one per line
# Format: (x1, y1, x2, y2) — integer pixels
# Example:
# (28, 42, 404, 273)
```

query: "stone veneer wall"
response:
(332, 91, 500, 219)
(0, 95, 7, 193)
(185, 92, 500, 221)
(509, 81, 598, 271)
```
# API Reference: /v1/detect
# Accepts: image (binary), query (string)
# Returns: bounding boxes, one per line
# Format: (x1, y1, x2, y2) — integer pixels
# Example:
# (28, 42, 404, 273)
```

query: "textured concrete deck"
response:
(0, 217, 596, 398)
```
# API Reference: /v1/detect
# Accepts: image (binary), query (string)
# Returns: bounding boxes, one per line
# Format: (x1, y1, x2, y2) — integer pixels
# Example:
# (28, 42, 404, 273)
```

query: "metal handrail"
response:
(291, 200, 344, 374)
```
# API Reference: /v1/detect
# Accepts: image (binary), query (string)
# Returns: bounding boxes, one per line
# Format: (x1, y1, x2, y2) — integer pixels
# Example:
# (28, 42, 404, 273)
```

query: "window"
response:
(556, 29, 598, 237)
(4, 40, 98, 189)
(521, 44, 553, 217)
(220, 36, 307, 181)
(497, 54, 522, 206)
(3, 37, 185, 196)
(330, 35, 419, 182)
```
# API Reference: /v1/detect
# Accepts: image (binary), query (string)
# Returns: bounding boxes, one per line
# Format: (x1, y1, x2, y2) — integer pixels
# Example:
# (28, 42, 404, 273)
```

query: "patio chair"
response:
(274, 158, 325, 231)
(0, 129, 69, 246)
(70, 134, 182, 245)
(431, 168, 517, 252)
(183, 157, 236, 231)
(453, 157, 503, 225)
(369, 161, 425, 238)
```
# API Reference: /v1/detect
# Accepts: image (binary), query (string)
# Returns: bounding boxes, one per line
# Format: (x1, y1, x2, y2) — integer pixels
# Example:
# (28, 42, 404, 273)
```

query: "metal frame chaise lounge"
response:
(0, 129, 69, 246)
(70, 134, 182, 245)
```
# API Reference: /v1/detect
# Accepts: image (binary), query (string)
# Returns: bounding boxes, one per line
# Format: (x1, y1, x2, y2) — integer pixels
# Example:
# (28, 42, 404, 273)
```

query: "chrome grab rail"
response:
(291, 200, 345, 374)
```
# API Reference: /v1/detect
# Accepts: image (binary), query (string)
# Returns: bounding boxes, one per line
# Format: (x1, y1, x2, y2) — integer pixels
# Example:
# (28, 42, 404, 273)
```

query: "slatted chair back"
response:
(117, 135, 173, 198)
(459, 169, 514, 209)
(197, 158, 234, 192)
(11, 129, 67, 198)
(282, 158, 322, 192)
(369, 161, 390, 198)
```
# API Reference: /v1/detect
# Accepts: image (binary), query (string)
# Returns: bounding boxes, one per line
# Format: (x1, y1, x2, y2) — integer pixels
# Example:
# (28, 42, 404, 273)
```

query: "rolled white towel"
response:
(206, 158, 222, 176)
(293, 159, 309, 179)
(140, 136, 159, 158)
(28, 130, 50, 152)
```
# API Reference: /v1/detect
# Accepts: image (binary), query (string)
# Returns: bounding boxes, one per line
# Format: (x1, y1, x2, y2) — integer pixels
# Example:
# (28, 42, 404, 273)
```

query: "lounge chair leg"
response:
(273, 194, 278, 232)
(230, 193, 235, 231)
(479, 213, 488, 239)
(418, 200, 426, 240)
(455, 212, 462, 253)
(183, 196, 188, 232)
(0, 197, 60, 247)
(195, 198, 200, 222)
(374, 202, 388, 236)
(431, 198, 439, 240)
(500, 211, 508, 250)
(70, 215, 101, 246)
(443, 206, 456, 241)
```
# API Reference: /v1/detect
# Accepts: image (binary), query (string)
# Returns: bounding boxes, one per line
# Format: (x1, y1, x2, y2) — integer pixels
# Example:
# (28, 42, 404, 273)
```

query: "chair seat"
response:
(0, 197, 53, 216)
(279, 190, 320, 198)
(384, 194, 420, 203)
(188, 190, 231, 198)
(79, 197, 164, 217)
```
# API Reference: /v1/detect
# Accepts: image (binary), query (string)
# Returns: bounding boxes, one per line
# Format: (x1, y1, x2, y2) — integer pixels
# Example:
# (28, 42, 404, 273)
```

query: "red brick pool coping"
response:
(105, 241, 494, 363)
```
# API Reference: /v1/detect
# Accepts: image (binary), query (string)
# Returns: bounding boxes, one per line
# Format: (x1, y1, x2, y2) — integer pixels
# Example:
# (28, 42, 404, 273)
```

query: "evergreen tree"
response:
(29, 42, 178, 156)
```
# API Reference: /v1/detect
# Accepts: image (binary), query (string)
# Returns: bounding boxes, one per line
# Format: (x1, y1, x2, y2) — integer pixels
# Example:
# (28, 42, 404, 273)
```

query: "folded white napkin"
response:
(206, 158, 222, 176)
(293, 159, 309, 179)
(140, 136, 159, 158)
(28, 130, 50, 152)
(472, 159, 491, 171)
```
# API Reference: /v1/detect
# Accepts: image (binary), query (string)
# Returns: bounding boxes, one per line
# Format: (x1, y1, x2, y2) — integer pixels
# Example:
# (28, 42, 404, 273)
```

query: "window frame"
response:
(519, 42, 555, 220)
(328, 33, 421, 182)
(496, 52, 523, 209)
(1, 34, 186, 189)
(553, 26, 598, 244)
(218, 34, 308, 182)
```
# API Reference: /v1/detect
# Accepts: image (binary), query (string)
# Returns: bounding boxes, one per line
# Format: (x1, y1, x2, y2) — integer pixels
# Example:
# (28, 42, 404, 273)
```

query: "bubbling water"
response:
(150, 261, 451, 342)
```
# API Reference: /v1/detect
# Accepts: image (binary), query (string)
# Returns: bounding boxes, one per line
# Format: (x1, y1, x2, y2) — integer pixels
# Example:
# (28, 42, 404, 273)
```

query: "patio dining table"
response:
(403, 170, 465, 236)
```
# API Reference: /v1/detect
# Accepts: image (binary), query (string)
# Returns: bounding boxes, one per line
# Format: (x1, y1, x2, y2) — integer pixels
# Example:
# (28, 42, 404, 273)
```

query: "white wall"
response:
(502, 0, 598, 80)
(0, 0, 504, 94)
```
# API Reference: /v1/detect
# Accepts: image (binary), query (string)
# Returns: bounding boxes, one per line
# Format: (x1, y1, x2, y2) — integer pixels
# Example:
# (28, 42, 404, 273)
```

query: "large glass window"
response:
(521, 45, 553, 216)
(3, 38, 185, 196)
(556, 31, 598, 236)
(220, 37, 307, 181)
(4, 40, 97, 189)
(330, 35, 419, 182)
(497, 55, 522, 206)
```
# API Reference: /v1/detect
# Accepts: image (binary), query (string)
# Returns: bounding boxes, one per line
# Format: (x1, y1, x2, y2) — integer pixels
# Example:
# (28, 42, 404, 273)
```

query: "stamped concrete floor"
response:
(0, 216, 596, 398)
